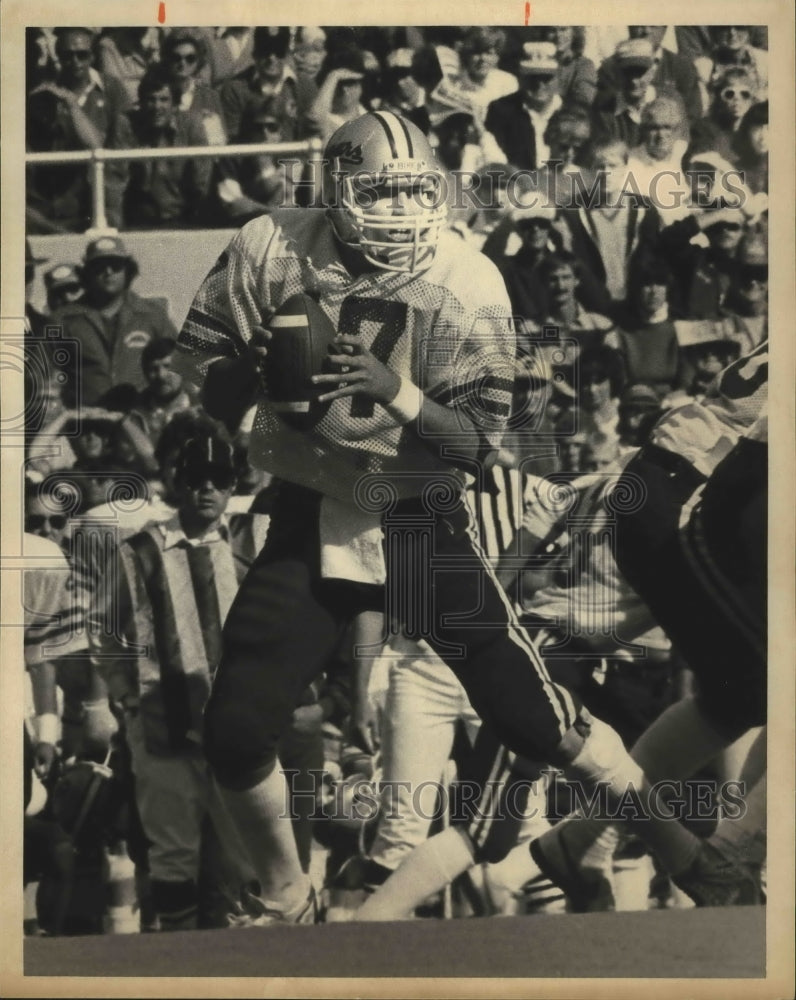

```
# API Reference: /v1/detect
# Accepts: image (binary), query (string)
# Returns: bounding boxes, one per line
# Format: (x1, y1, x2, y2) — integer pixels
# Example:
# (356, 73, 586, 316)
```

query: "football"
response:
(263, 292, 339, 430)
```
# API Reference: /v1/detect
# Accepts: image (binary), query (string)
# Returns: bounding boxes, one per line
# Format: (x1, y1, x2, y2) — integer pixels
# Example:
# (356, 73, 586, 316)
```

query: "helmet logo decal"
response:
(328, 141, 363, 164)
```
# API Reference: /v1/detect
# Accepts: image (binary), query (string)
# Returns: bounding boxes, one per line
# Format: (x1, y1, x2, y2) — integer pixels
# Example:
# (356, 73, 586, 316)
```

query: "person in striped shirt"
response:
(89, 431, 266, 930)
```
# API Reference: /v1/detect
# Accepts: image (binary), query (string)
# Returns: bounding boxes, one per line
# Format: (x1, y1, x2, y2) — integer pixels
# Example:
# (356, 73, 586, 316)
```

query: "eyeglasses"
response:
(183, 467, 235, 491)
(60, 49, 92, 62)
(27, 514, 68, 531)
(89, 259, 125, 273)
(721, 88, 752, 101)
(171, 51, 198, 65)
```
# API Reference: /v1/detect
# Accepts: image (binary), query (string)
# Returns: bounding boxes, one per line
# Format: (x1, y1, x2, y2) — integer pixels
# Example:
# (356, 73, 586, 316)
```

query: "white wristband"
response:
(36, 713, 59, 746)
(384, 377, 424, 425)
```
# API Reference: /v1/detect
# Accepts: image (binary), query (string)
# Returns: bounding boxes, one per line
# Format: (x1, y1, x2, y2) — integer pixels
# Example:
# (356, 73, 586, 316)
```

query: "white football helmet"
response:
(324, 111, 448, 274)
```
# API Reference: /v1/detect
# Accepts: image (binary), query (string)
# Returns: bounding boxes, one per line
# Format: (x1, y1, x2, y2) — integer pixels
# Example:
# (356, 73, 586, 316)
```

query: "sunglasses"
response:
(183, 467, 235, 491)
(60, 49, 92, 62)
(254, 120, 282, 132)
(523, 74, 555, 86)
(714, 221, 743, 231)
(721, 88, 752, 101)
(28, 513, 68, 531)
(88, 259, 125, 273)
(171, 51, 198, 65)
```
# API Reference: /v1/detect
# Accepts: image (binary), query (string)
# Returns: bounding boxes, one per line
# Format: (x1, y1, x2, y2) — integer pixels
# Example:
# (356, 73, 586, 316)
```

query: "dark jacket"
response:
(54, 291, 177, 404)
(484, 92, 545, 171)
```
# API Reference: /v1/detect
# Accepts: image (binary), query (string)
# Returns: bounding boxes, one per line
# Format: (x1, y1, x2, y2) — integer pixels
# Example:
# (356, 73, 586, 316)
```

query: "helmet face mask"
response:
(325, 112, 448, 273)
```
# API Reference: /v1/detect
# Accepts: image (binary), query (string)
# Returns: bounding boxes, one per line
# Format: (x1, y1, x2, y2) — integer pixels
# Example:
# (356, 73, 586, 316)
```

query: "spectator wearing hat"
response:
(209, 97, 300, 224)
(617, 384, 665, 453)
(732, 102, 768, 194)
(608, 256, 687, 400)
(428, 27, 517, 126)
(596, 27, 702, 125)
(592, 38, 660, 150)
(161, 30, 227, 145)
(52, 235, 177, 405)
(674, 322, 742, 397)
(218, 27, 300, 142)
(44, 263, 84, 313)
(689, 68, 760, 167)
(543, 26, 597, 110)
(97, 28, 162, 107)
(482, 41, 562, 170)
(87, 431, 265, 931)
(107, 65, 213, 228)
(307, 47, 368, 143)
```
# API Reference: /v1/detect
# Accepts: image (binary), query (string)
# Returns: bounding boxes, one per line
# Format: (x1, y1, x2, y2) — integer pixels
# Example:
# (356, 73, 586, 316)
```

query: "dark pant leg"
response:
(388, 497, 580, 763)
(203, 488, 344, 787)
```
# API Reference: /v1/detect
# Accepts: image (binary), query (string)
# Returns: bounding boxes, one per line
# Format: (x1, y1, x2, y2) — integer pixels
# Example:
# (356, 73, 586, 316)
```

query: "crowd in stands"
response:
(21, 23, 769, 935)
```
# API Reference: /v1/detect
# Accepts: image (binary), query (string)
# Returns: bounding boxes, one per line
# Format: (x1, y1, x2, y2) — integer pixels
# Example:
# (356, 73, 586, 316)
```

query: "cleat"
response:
(672, 841, 762, 907)
(227, 885, 318, 928)
(530, 824, 616, 913)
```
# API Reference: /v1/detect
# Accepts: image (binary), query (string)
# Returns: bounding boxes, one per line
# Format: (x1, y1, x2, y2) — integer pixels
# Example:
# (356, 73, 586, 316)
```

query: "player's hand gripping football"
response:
(246, 325, 272, 389)
(312, 335, 401, 406)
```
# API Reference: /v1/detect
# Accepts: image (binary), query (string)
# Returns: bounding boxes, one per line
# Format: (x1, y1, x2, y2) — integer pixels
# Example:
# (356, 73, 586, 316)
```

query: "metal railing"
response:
(25, 138, 325, 230)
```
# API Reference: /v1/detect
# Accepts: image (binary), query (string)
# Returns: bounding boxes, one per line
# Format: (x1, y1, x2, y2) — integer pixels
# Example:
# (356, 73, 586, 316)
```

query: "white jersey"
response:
(177, 210, 515, 503)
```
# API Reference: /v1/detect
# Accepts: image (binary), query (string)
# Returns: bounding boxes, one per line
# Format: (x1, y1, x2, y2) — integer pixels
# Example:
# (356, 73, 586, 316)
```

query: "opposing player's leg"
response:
(407, 494, 709, 884)
(532, 439, 767, 906)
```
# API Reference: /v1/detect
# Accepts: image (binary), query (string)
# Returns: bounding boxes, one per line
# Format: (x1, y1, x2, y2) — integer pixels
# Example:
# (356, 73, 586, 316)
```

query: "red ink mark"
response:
(524, 2, 531, 25)
(157, 2, 166, 23)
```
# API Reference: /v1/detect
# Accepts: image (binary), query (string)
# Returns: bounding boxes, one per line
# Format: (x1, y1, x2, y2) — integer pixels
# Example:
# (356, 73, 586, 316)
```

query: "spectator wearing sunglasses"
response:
(98, 28, 162, 107)
(707, 26, 768, 100)
(26, 28, 130, 232)
(87, 431, 269, 931)
(161, 30, 227, 145)
(689, 68, 759, 167)
(51, 235, 177, 405)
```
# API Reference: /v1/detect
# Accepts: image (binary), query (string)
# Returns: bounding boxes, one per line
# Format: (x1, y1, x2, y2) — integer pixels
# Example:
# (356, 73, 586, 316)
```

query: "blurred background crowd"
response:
(21, 23, 769, 936)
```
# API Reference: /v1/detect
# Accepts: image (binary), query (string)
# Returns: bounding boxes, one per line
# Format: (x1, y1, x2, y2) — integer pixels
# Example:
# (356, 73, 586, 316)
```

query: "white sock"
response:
(356, 826, 475, 921)
(564, 717, 701, 877)
(217, 765, 309, 912)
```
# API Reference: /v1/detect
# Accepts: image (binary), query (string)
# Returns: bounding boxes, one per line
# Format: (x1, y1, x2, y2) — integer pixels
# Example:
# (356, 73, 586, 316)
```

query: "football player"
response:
(175, 111, 735, 925)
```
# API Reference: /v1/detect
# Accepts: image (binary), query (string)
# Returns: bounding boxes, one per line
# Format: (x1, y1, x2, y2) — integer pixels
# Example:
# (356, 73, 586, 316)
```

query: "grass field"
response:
(23, 906, 765, 979)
